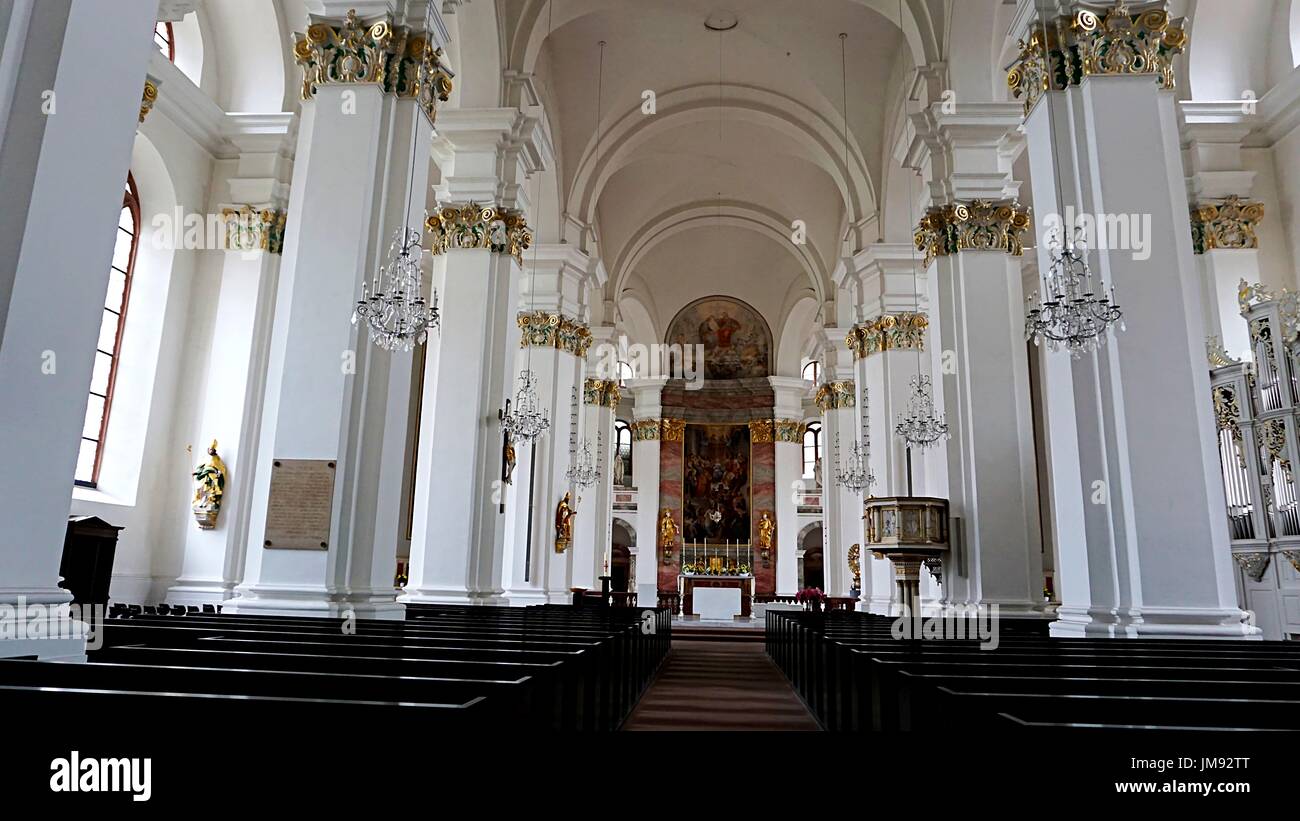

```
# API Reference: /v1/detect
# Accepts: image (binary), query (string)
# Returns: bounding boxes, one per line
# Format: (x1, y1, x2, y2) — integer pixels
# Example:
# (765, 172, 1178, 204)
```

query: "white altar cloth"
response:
(693, 587, 742, 620)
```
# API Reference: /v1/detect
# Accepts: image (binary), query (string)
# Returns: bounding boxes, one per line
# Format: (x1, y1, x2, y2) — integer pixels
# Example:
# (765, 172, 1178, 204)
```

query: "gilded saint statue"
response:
(756, 511, 775, 556)
(847, 543, 862, 592)
(554, 492, 578, 553)
(192, 440, 227, 530)
(658, 508, 678, 564)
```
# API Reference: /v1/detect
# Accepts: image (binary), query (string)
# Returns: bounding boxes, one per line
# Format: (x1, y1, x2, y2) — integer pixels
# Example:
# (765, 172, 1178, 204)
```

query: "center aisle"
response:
(621, 639, 821, 731)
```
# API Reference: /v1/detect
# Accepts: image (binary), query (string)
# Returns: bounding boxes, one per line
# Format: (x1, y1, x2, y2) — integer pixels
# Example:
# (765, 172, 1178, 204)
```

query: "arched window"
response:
(617, 360, 634, 385)
(614, 419, 633, 486)
(154, 22, 175, 62)
(801, 360, 819, 382)
(802, 421, 822, 481)
(77, 174, 139, 487)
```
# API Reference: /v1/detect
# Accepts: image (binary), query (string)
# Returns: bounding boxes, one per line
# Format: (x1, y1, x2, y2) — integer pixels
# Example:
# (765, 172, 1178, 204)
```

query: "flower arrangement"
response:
(794, 587, 826, 608)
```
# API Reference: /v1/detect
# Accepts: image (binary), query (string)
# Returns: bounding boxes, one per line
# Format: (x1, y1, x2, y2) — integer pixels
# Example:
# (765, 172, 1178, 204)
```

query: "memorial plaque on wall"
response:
(264, 459, 336, 549)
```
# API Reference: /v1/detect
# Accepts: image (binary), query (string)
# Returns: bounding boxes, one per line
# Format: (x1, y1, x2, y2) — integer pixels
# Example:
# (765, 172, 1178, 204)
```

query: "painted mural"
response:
(666, 296, 771, 381)
(682, 424, 751, 542)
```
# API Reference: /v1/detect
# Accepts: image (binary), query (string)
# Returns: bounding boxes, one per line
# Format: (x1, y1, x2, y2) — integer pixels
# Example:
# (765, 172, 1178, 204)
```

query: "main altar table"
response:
(681, 574, 752, 619)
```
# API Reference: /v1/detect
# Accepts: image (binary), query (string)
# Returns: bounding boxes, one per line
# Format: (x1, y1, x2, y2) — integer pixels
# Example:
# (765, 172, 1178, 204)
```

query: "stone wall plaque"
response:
(264, 458, 336, 550)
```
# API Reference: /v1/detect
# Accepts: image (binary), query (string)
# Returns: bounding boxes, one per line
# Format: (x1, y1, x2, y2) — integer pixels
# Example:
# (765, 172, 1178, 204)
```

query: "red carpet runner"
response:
(621, 640, 821, 731)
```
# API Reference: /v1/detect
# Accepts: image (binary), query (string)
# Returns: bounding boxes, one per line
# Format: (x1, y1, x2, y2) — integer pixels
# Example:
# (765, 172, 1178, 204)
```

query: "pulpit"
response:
(681, 574, 752, 619)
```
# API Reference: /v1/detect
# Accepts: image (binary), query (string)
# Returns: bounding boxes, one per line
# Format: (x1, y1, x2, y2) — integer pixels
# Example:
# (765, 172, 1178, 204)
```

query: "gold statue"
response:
(503, 438, 517, 485)
(192, 440, 227, 530)
(847, 543, 861, 590)
(658, 508, 678, 564)
(757, 511, 775, 555)
(554, 492, 577, 553)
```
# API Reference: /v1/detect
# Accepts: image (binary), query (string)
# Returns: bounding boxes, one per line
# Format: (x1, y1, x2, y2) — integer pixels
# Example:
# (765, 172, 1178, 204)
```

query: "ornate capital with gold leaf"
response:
(630, 419, 661, 441)
(139, 76, 160, 124)
(518, 311, 593, 358)
(748, 420, 774, 443)
(293, 9, 453, 122)
(774, 418, 806, 444)
(583, 378, 621, 408)
(914, 200, 1031, 267)
(846, 313, 928, 360)
(1191, 196, 1264, 254)
(661, 418, 687, 443)
(1007, 2, 1188, 117)
(814, 381, 856, 411)
(426, 203, 531, 263)
(220, 205, 288, 254)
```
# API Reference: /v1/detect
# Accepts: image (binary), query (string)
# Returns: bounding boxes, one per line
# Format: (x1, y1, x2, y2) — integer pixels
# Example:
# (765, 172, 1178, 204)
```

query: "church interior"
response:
(4, 0, 1300, 794)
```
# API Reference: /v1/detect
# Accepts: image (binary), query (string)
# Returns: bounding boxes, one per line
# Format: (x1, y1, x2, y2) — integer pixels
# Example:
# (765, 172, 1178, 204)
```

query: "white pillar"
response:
(403, 108, 542, 605)
(627, 378, 667, 607)
(814, 328, 861, 598)
(909, 102, 1045, 616)
(167, 133, 292, 606)
(1014, 0, 1254, 637)
(769, 377, 808, 597)
(0, 0, 157, 659)
(230, 9, 442, 618)
(575, 325, 620, 591)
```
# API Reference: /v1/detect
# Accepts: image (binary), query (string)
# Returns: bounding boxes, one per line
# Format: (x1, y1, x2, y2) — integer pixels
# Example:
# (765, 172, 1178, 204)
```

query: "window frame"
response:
(802, 420, 822, 480)
(154, 21, 175, 62)
(77, 174, 140, 488)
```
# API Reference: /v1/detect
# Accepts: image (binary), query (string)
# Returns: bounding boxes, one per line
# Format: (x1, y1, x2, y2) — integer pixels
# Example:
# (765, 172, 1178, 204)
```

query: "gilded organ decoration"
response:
(1232, 552, 1270, 583)
(518, 311, 593, 357)
(847, 313, 928, 360)
(220, 205, 288, 255)
(1191, 197, 1264, 254)
(1256, 418, 1291, 479)
(582, 378, 621, 408)
(915, 200, 1031, 268)
(1007, 2, 1188, 116)
(1206, 336, 1239, 368)
(426, 204, 532, 263)
(814, 380, 856, 411)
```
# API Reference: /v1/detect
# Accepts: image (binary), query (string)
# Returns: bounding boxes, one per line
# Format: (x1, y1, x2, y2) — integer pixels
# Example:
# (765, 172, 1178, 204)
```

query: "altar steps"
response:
(667, 624, 766, 642)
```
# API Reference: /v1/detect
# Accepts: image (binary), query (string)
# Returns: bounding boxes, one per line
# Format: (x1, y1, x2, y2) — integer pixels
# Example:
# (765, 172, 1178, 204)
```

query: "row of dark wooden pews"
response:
(0, 603, 669, 734)
(768, 610, 1300, 732)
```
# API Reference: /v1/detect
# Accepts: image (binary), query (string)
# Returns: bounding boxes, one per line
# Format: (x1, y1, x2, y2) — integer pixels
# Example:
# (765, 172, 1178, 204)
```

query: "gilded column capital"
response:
(518, 310, 592, 357)
(914, 200, 1031, 267)
(1191, 196, 1264, 254)
(293, 9, 453, 123)
(846, 312, 928, 360)
(773, 418, 806, 443)
(1007, 2, 1188, 117)
(814, 381, 856, 411)
(661, 418, 686, 442)
(219, 204, 288, 254)
(748, 420, 774, 443)
(630, 419, 661, 441)
(426, 203, 532, 263)
(139, 75, 160, 124)
(583, 378, 621, 408)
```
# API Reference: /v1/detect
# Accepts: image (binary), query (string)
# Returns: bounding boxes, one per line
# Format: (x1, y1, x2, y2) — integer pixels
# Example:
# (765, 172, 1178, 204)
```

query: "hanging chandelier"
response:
(833, 432, 875, 494)
(895, 375, 949, 449)
(352, 227, 439, 351)
(566, 435, 600, 492)
(1025, 228, 1123, 356)
(500, 370, 550, 444)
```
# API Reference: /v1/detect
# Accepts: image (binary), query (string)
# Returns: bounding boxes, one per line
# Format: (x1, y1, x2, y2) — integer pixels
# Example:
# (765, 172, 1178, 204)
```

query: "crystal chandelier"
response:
(566, 435, 600, 492)
(352, 227, 439, 352)
(833, 432, 875, 493)
(1025, 228, 1123, 356)
(499, 370, 549, 444)
(895, 375, 949, 449)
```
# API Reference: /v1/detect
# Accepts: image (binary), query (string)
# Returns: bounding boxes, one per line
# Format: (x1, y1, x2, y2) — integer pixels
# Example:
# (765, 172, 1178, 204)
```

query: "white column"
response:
(627, 378, 667, 607)
(909, 102, 1044, 616)
(1016, 0, 1254, 638)
(0, 0, 157, 659)
(167, 133, 293, 606)
(575, 326, 619, 590)
(814, 328, 861, 599)
(403, 108, 542, 605)
(769, 377, 807, 597)
(230, 9, 439, 618)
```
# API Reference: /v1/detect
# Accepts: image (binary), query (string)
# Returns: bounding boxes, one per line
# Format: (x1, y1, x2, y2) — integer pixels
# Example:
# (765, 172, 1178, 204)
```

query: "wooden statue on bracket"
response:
(658, 508, 679, 564)
(555, 492, 577, 553)
(191, 440, 227, 530)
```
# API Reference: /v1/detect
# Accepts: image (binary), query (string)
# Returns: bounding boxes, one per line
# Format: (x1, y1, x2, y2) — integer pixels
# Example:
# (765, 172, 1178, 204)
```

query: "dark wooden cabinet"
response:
(59, 516, 122, 606)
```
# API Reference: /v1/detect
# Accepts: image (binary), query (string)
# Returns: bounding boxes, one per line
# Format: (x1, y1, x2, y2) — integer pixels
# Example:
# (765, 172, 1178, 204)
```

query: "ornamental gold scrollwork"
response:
(773, 419, 806, 443)
(1206, 336, 1240, 369)
(846, 313, 928, 360)
(139, 78, 159, 124)
(814, 381, 856, 411)
(518, 311, 593, 357)
(1232, 552, 1270, 583)
(1007, 2, 1188, 117)
(1283, 549, 1300, 575)
(582, 378, 621, 408)
(220, 205, 288, 254)
(661, 418, 686, 442)
(1191, 197, 1264, 254)
(914, 200, 1031, 268)
(1212, 385, 1246, 469)
(1256, 418, 1291, 479)
(630, 419, 661, 441)
(426, 203, 532, 263)
(748, 420, 774, 443)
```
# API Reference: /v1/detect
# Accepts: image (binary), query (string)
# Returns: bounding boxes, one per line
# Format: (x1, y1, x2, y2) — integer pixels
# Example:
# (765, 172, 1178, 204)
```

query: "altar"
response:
(681, 574, 753, 619)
